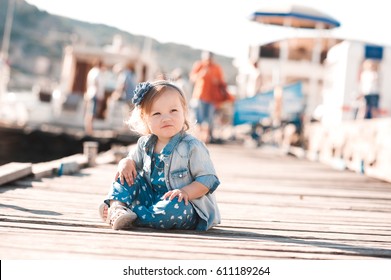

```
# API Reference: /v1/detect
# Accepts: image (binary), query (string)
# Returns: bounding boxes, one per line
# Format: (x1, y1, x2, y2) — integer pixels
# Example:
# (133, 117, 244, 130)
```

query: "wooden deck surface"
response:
(1, 143, 391, 260)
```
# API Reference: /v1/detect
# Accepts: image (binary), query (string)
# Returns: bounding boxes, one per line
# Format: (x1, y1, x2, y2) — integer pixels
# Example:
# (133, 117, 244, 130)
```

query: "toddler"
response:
(99, 80, 221, 231)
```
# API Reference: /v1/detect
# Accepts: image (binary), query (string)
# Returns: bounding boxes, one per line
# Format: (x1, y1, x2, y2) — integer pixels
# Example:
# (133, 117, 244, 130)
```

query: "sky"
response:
(23, 0, 390, 58)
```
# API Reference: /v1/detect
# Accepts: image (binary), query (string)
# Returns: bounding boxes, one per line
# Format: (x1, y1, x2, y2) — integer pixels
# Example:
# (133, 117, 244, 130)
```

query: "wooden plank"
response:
(31, 149, 116, 179)
(0, 225, 385, 260)
(32, 154, 88, 179)
(0, 162, 32, 186)
(0, 143, 390, 259)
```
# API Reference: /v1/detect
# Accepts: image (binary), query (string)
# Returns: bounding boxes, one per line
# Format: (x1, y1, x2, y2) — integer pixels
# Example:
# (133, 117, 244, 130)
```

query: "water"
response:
(0, 127, 132, 166)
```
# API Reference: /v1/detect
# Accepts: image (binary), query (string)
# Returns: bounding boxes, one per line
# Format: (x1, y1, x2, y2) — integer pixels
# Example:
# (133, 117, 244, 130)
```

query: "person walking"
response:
(171, 67, 192, 103)
(113, 63, 137, 102)
(84, 59, 106, 135)
(189, 51, 226, 143)
(246, 60, 263, 98)
(246, 60, 263, 145)
(359, 59, 381, 119)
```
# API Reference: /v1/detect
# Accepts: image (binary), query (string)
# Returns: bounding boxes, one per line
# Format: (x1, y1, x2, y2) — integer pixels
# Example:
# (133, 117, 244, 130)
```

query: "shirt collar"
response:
(144, 131, 186, 156)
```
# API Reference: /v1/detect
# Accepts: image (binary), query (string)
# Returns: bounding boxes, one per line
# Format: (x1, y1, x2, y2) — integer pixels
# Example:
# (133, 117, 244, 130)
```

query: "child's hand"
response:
(114, 158, 137, 185)
(163, 189, 189, 205)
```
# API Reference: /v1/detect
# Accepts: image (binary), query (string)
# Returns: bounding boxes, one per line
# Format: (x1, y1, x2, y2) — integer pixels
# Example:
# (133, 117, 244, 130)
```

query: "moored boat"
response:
(0, 36, 159, 143)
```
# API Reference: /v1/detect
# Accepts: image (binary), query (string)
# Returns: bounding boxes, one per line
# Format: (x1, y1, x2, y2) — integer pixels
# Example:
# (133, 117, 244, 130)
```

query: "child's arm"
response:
(115, 138, 145, 185)
(163, 182, 209, 206)
(114, 158, 137, 185)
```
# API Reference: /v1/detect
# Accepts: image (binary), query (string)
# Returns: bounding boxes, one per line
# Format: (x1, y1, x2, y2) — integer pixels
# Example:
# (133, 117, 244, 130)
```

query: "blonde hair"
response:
(127, 81, 190, 135)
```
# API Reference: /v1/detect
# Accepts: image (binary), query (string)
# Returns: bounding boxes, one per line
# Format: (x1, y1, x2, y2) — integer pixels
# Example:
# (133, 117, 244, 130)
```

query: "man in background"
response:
(189, 51, 226, 143)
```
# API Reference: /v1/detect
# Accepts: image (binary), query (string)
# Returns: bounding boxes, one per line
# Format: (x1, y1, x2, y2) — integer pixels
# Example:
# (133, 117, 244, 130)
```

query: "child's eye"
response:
(171, 109, 178, 112)
(152, 112, 160, 116)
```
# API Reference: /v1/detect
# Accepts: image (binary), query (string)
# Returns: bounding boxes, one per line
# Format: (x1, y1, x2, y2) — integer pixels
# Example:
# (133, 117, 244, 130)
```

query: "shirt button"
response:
(179, 174, 183, 178)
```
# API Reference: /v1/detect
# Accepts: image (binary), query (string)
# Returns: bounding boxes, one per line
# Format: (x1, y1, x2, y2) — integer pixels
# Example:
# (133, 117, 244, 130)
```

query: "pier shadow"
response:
(108, 224, 391, 259)
(205, 227, 391, 259)
(0, 203, 62, 216)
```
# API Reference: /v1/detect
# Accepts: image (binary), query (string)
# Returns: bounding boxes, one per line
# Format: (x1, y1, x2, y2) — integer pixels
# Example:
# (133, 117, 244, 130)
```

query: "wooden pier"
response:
(0, 143, 391, 260)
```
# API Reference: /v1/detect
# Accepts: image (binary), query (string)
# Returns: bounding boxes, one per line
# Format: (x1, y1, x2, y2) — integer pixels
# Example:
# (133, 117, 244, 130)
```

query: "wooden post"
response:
(83, 141, 98, 167)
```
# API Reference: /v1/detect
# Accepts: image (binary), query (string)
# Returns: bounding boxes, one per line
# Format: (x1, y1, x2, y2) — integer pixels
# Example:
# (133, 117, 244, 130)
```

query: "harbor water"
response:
(0, 127, 134, 166)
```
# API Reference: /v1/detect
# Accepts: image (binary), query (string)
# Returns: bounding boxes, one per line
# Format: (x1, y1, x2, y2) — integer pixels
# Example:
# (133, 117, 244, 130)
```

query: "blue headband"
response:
(132, 80, 183, 106)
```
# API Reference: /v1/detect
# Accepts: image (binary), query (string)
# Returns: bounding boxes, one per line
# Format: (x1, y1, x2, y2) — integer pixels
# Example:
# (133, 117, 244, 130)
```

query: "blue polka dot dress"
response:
(105, 152, 199, 230)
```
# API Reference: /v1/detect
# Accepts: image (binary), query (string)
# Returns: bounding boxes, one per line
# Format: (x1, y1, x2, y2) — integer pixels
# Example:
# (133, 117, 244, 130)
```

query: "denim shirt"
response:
(127, 131, 221, 230)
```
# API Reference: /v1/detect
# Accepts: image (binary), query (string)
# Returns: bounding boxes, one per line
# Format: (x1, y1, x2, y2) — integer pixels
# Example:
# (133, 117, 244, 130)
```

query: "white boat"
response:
(235, 36, 391, 122)
(0, 36, 159, 143)
(234, 35, 391, 183)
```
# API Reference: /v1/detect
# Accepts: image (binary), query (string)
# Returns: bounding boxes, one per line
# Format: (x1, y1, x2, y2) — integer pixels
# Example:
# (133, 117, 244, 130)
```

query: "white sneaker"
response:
(108, 204, 137, 230)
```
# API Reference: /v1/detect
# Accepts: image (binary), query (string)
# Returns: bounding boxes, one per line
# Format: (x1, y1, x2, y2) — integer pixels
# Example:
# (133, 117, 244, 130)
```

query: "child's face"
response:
(146, 88, 185, 143)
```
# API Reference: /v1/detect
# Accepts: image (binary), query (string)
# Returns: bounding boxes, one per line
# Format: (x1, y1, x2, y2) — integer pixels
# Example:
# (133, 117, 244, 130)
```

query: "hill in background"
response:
(0, 0, 238, 91)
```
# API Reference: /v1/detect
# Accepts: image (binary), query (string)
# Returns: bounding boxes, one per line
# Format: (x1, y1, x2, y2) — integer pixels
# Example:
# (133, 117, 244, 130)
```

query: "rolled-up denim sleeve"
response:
(195, 175, 220, 193)
(189, 140, 220, 193)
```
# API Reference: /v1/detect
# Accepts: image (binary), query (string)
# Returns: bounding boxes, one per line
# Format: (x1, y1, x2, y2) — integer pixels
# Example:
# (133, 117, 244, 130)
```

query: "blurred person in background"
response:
(189, 51, 226, 143)
(359, 59, 380, 119)
(246, 60, 263, 98)
(113, 62, 137, 103)
(84, 59, 106, 135)
(0, 53, 10, 98)
(171, 67, 192, 102)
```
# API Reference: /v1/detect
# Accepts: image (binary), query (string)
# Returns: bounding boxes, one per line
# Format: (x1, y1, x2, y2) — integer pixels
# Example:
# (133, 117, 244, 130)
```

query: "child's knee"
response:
(115, 178, 131, 188)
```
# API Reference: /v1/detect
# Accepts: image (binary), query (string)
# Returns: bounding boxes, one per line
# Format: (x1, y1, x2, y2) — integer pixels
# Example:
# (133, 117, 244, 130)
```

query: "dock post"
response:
(83, 141, 98, 167)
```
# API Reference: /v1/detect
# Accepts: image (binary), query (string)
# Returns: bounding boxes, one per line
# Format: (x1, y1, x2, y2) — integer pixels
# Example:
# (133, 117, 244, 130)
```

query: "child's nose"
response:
(161, 113, 171, 121)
